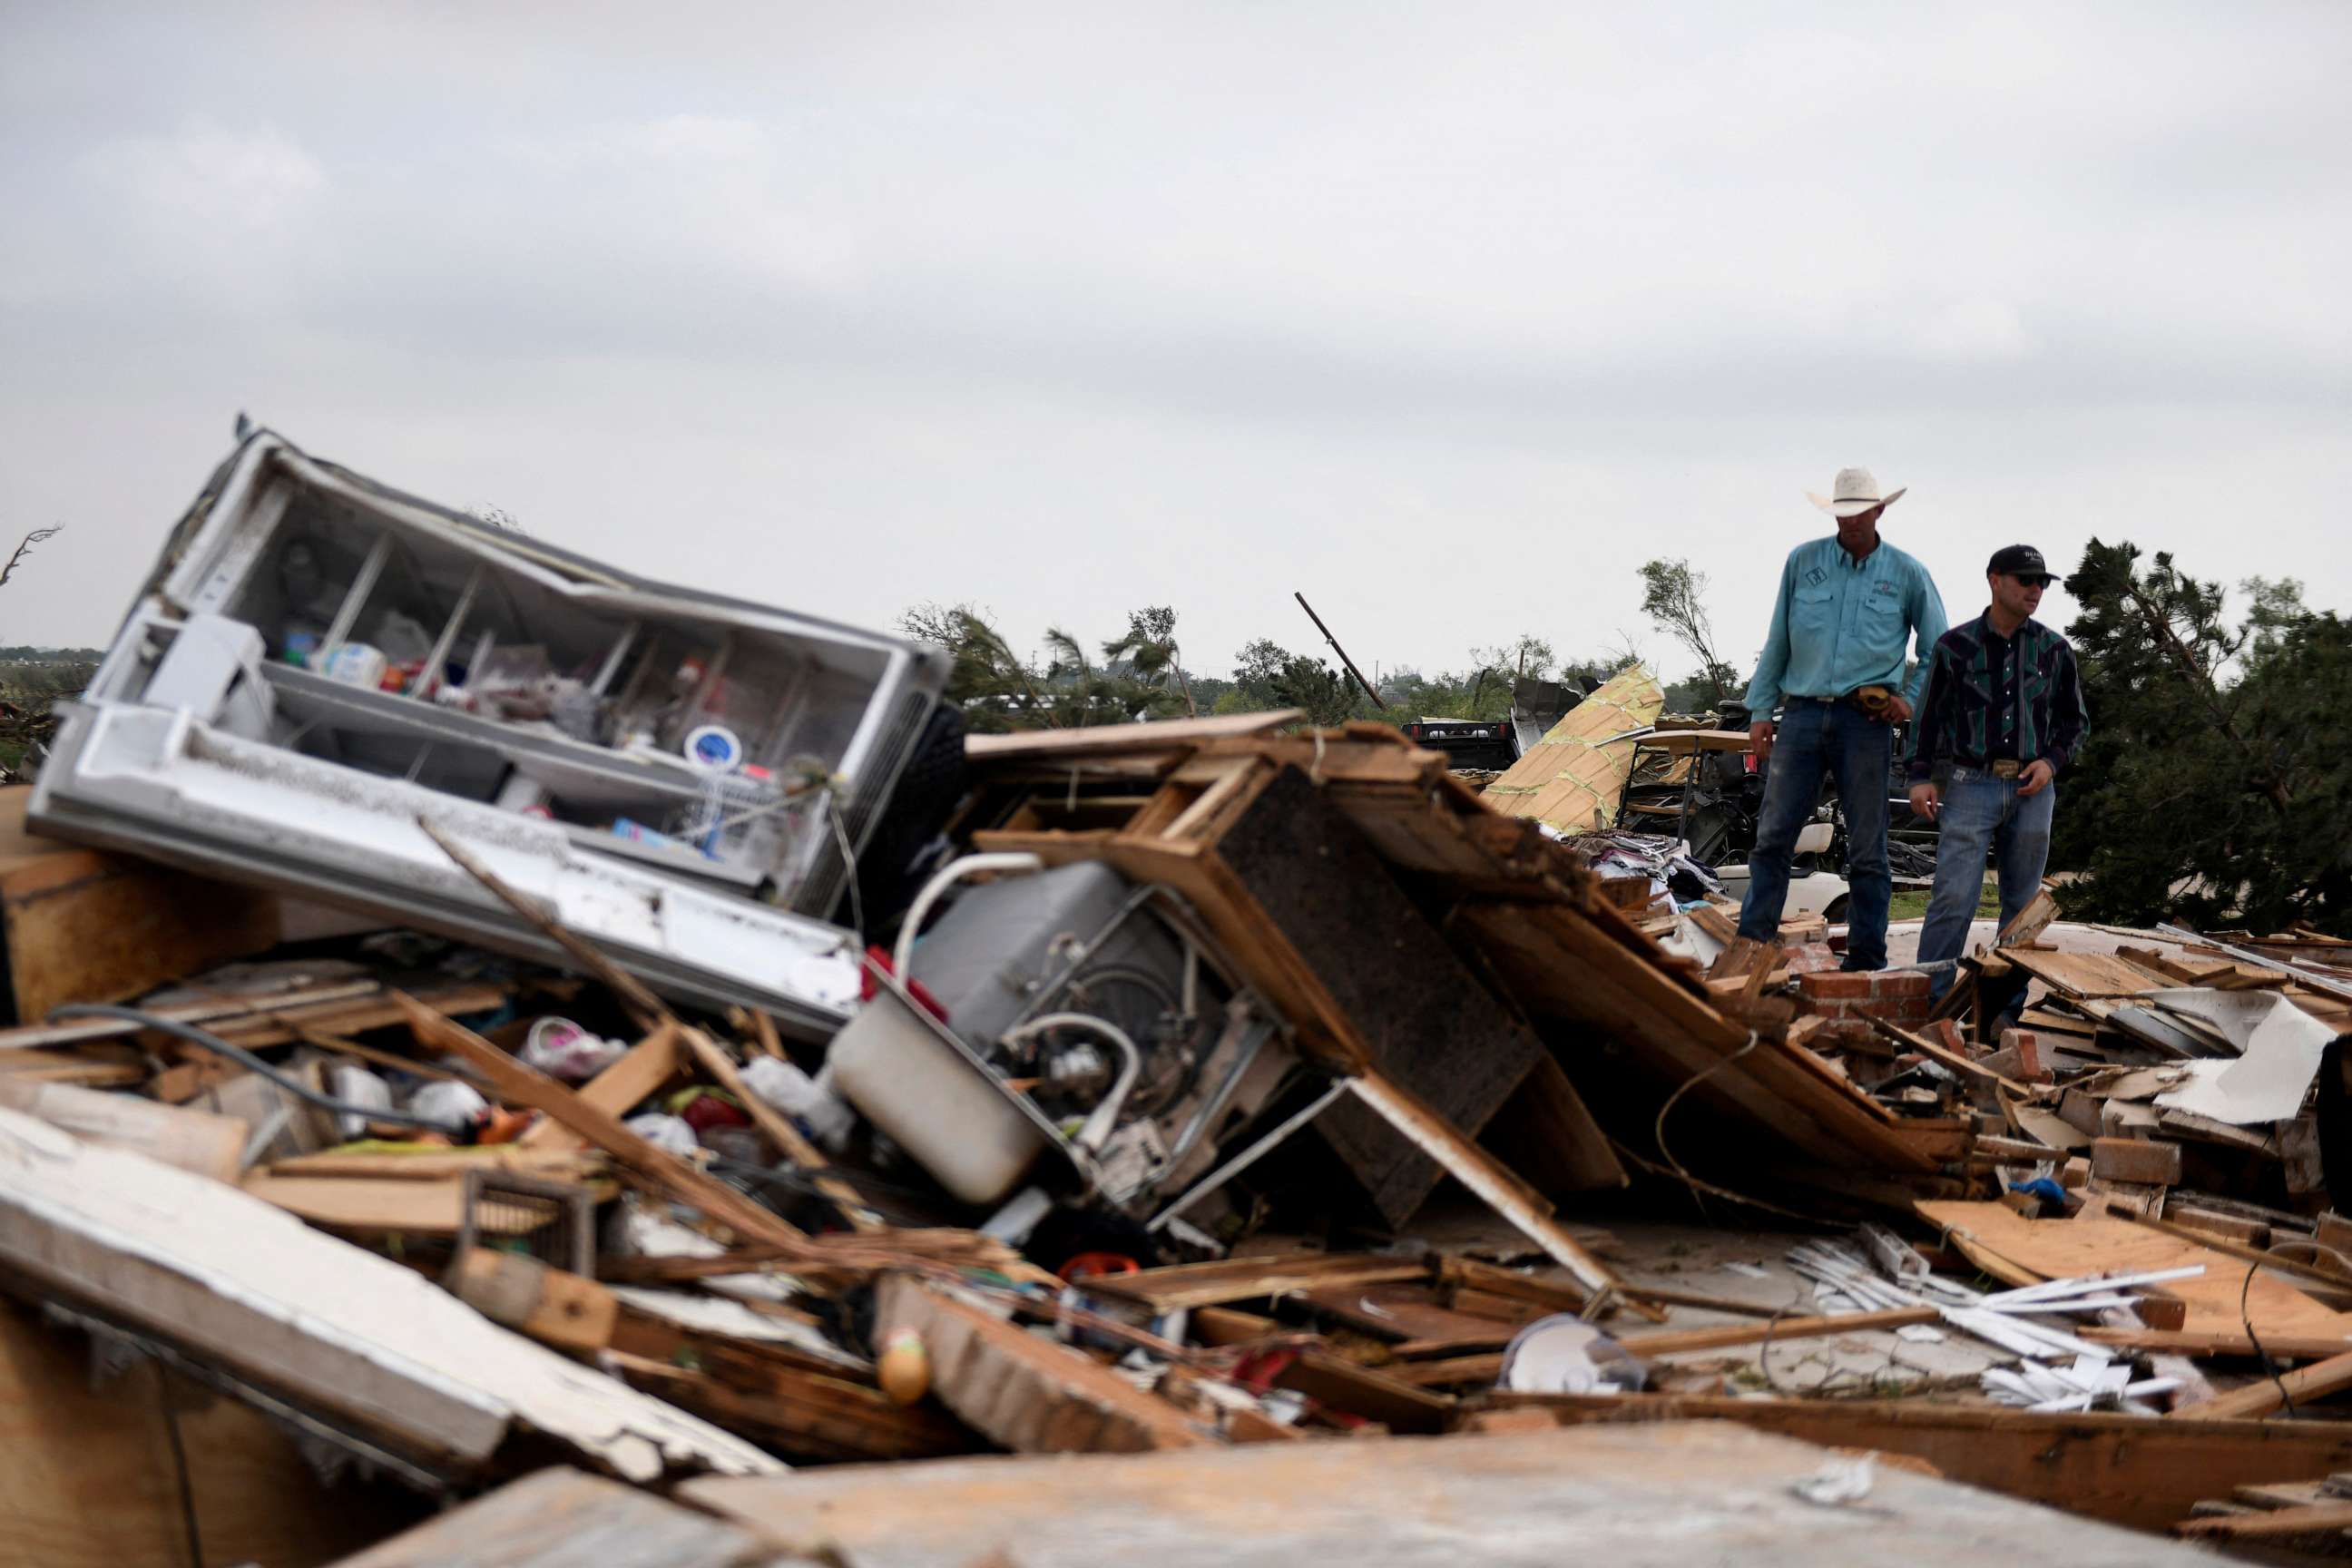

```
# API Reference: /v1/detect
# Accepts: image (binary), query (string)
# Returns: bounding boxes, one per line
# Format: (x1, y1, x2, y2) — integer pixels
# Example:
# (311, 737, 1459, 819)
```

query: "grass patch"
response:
(1889, 883, 2005, 922)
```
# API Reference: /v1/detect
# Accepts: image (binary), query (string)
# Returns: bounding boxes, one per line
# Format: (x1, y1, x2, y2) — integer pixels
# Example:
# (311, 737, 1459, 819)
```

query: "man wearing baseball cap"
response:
(1740, 467, 1948, 972)
(1907, 544, 2090, 994)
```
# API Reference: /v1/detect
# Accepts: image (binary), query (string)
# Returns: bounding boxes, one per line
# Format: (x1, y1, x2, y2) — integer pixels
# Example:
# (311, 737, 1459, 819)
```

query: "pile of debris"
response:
(7, 429, 2352, 1565)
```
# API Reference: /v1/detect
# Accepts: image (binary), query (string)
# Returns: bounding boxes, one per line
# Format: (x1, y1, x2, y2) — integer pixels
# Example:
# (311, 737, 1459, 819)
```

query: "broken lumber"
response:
(1084, 1252, 1429, 1314)
(396, 993, 811, 1251)
(872, 1273, 1210, 1453)
(0, 1105, 777, 1483)
(449, 1249, 618, 1355)
(2182, 1348, 2352, 1421)
(1496, 1392, 2352, 1535)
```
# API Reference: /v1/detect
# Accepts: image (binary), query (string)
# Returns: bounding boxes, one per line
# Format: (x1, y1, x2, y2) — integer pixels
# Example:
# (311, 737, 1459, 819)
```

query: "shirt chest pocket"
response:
(1855, 587, 1908, 658)
(1793, 583, 1838, 633)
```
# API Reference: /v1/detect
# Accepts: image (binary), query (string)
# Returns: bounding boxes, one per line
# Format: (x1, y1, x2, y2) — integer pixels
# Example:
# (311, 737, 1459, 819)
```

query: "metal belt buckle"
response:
(1990, 760, 2021, 780)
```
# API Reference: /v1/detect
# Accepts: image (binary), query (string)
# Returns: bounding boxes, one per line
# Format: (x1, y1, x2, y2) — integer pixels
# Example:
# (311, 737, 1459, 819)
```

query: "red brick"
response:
(1782, 942, 1839, 975)
(1870, 971, 1933, 1000)
(1925, 1019, 1969, 1056)
(1798, 973, 1875, 1002)
(1997, 1028, 2043, 1079)
(2091, 1137, 2182, 1186)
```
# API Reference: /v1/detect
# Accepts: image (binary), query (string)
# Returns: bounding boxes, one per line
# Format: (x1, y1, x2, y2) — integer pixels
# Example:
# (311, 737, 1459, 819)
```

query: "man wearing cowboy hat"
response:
(1907, 544, 2089, 995)
(1738, 467, 1948, 971)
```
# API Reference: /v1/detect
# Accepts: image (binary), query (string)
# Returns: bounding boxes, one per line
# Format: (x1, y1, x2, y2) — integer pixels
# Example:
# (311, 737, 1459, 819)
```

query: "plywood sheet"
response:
(0, 786, 280, 1024)
(1916, 1200, 2352, 1339)
(328, 1465, 780, 1568)
(0, 1298, 422, 1568)
(685, 1421, 2198, 1568)
(1478, 665, 1665, 833)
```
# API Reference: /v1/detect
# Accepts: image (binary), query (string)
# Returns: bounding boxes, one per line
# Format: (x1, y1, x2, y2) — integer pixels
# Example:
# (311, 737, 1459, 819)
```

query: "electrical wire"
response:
(158, 1373, 205, 1568)
(46, 1004, 470, 1132)
(2241, 1255, 2296, 1418)
(1650, 1031, 1763, 1224)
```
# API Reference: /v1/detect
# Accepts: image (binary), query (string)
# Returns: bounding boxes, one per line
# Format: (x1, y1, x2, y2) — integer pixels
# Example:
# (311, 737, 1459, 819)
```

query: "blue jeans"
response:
(1916, 765, 2056, 996)
(1738, 698, 1894, 968)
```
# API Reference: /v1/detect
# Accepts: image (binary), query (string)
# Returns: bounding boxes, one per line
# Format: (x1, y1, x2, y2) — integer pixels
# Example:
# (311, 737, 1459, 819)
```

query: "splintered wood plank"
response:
(1916, 1200, 2352, 1340)
(2001, 948, 2177, 999)
(2185, 1348, 2352, 1421)
(965, 711, 1305, 761)
(1617, 1306, 1942, 1357)
(872, 1275, 1210, 1453)
(0, 1104, 779, 1484)
(1291, 1281, 1528, 1348)
(2081, 1327, 2352, 1359)
(1348, 1070, 1618, 1298)
(1083, 1252, 1430, 1314)
(518, 1023, 681, 1152)
(684, 1419, 2200, 1567)
(2177, 1501, 2352, 1542)
(450, 1250, 618, 1355)
(1504, 1393, 2352, 1536)
(327, 1465, 780, 1568)
(241, 1173, 558, 1237)
(396, 994, 809, 1252)
(610, 1351, 975, 1465)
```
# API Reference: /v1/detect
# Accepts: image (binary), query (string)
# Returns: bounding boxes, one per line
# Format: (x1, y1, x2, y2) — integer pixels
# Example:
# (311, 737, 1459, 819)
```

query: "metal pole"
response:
(1292, 592, 1387, 710)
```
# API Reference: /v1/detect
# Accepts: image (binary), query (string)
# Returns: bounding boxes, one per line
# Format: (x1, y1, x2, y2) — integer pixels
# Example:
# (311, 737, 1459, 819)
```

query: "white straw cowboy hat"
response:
(1807, 466, 1906, 518)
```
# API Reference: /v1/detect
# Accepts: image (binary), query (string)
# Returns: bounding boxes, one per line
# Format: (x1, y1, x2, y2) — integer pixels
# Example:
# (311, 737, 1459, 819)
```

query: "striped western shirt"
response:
(1906, 612, 2089, 783)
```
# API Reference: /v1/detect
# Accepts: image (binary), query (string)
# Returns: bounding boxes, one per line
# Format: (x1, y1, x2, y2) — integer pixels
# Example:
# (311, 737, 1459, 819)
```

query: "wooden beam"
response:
(872, 1273, 1210, 1453)
(1618, 1306, 1941, 1357)
(393, 992, 809, 1252)
(1867, 1014, 2036, 1097)
(519, 1022, 681, 1152)
(449, 1248, 618, 1355)
(416, 818, 671, 1030)
(1085, 1252, 1430, 1314)
(965, 711, 1304, 761)
(2177, 1500, 2352, 1542)
(2183, 1348, 2352, 1421)
(2081, 1327, 2352, 1360)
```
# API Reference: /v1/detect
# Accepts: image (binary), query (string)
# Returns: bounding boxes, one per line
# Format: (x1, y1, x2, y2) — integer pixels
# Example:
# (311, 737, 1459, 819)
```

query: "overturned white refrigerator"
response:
(32, 426, 946, 1038)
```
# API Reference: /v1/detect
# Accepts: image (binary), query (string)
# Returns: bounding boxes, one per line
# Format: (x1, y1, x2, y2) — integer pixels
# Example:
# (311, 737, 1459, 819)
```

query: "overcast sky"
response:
(3, 4, 2346, 691)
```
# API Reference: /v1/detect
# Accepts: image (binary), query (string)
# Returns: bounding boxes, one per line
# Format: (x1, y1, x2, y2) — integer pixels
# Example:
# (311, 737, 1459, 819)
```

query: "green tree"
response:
(2052, 540, 2352, 934)
(1101, 605, 1196, 717)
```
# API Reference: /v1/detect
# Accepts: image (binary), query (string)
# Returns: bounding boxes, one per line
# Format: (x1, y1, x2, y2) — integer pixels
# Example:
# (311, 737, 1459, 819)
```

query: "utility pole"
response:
(1293, 592, 1387, 710)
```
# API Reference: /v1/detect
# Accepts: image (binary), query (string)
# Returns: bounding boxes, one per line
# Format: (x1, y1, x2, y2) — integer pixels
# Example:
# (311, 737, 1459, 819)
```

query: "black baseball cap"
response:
(1987, 544, 2055, 585)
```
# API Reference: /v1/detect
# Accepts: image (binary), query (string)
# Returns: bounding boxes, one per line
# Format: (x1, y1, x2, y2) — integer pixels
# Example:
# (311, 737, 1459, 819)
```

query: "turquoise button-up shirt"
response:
(1742, 535, 1948, 712)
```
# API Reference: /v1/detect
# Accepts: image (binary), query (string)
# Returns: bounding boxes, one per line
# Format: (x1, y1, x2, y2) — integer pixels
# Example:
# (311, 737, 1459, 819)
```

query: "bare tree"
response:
(1636, 557, 1739, 705)
(0, 526, 62, 590)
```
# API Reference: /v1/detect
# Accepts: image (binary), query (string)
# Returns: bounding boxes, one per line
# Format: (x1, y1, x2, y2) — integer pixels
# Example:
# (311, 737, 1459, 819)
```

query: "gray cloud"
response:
(2, 2, 2346, 682)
